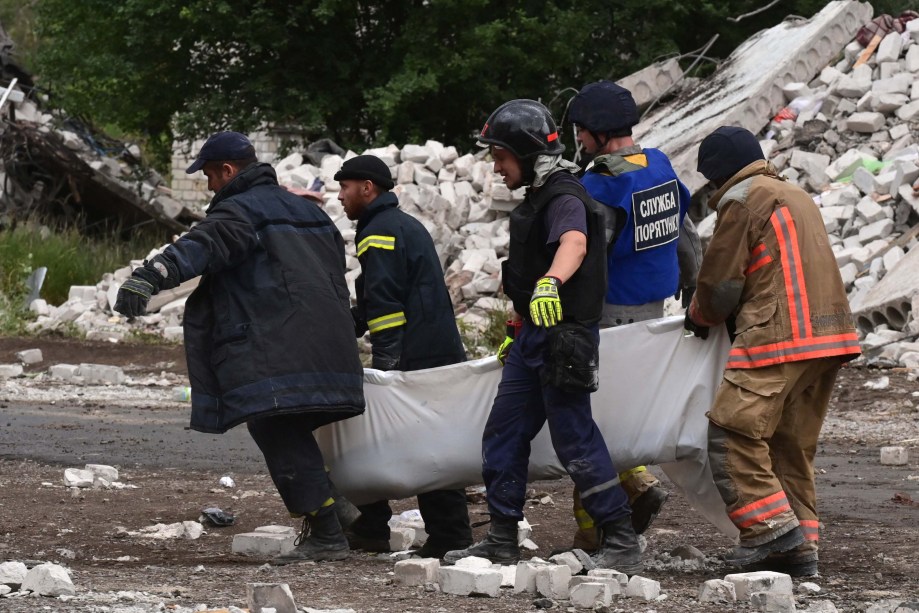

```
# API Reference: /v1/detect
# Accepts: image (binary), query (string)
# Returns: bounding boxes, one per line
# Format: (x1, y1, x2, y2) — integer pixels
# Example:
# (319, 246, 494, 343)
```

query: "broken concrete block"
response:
(725, 571, 793, 600)
(570, 582, 612, 608)
(85, 464, 119, 482)
(877, 31, 905, 63)
(68, 285, 96, 302)
(0, 561, 28, 587)
(806, 600, 839, 612)
(751, 590, 797, 612)
(78, 363, 125, 385)
(21, 563, 75, 597)
(855, 196, 886, 222)
(835, 63, 873, 98)
(15, 348, 42, 364)
(394, 558, 440, 586)
(492, 564, 516, 587)
(857, 218, 894, 243)
(616, 58, 683, 108)
(389, 527, 414, 551)
(455, 556, 493, 570)
(896, 100, 919, 122)
(536, 564, 571, 599)
(232, 526, 296, 556)
(880, 446, 908, 465)
(789, 150, 830, 183)
(847, 112, 884, 133)
(906, 44, 919, 72)
(0, 364, 23, 378)
(873, 74, 913, 95)
(548, 551, 583, 575)
(246, 583, 298, 613)
(873, 93, 910, 114)
(699, 578, 737, 603)
(853, 241, 919, 332)
(64, 468, 95, 488)
(49, 363, 79, 381)
(820, 184, 860, 207)
(29, 298, 50, 316)
(625, 575, 660, 600)
(514, 561, 549, 594)
(826, 150, 872, 181)
(570, 575, 622, 596)
(587, 568, 629, 588)
(163, 326, 184, 341)
(438, 566, 502, 597)
(401, 144, 430, 163)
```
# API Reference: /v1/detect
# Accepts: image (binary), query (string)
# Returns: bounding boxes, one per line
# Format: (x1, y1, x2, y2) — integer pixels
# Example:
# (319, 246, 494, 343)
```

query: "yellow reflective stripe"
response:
(357, 234, 396, 257)
(575, 510, 595, 529)
(307, 497, 336, 516)
(619, 466, 647, 480)
(368, 311, 406, 333)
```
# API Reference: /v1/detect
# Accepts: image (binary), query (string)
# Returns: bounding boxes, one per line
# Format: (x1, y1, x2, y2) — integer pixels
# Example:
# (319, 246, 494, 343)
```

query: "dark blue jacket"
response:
(354, 192, 466, 371)
(157, 163, 365, 433)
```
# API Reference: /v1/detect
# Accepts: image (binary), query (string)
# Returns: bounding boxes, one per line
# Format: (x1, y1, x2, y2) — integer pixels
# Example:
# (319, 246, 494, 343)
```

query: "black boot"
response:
(590, 515, 643, 575)
(630, 485, 669, 534)
(274, 506, 350, 564)
(723, 527, 804, 567)
(443, 517, 519, 565)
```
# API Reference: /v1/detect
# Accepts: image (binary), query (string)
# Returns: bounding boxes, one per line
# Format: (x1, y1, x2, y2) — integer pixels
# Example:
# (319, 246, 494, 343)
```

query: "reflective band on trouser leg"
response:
(580, 476, 621, 500)
(357, 234, 396, 257)
(728, 491, 792, 529)
(308, 497, 335, 516)
(800, 519, 819, 541)
(367, 311, 407, 333)
(619, 466, 647, 480)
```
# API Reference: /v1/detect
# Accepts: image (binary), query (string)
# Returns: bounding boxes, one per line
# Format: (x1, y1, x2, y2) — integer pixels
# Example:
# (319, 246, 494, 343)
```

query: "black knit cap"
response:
(333, 155, 394, 190)
(697, 126, 765, 182)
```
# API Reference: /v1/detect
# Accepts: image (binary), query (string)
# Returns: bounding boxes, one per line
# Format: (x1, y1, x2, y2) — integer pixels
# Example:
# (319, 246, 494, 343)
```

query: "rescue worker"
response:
(114, 132, 365, 564)
(685, 126, 861, 577)
(562, 80, 703, 550)
(444, 100, 642, 573)
(333, 154, 474, 559)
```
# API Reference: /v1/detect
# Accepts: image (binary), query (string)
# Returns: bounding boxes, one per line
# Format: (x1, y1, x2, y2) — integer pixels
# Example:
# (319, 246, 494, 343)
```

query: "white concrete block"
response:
(625, 575, 661, 600)
(232, 527, 296, 556)
(873, 92, 909, 114)
(725, 571, 793, 600)
(49, 363, 79, 381)
(548, 551, 583, 574)
(587, 568, 629, 588)
(857, 218, 894, 243)
(455, 556, 493, 569)
(906, 44, 919, 72)
(453, 154, 475, 178)
(0, 364, 23, 378)
(570, 575, 622, 596)
(21, 563, 75, 596)
(807, 600, 839, 612)
(78, 363, 125, 385)
(855, 196, 886, 222)
(877, 31, 904, 63)
(15, 348, 42, 364)
(872, 73, 913, 95)
(846, 112, 885, 133)
(536, 564, 571, 599)
(394, 558, 440, 586)
(750, 590, 797, 612)
(29, 298, 50, 316)
(821, 184, 860, 207)
(246, 583, 298, 613)
(438, 566, 502, 597)
(389, 527, 414, 551)
(699, 578, 737, 603)
(64, 468, 95, 488)
(0, 561, 28, 587)
(839, 262, 858, 287)
(897, 100, 919, 122)
(880, 446, 908, 465)
(401, 144, 430, 163)
(85, 464, 119, 482)
(163, 326, 184, 341)
(68, 285, 96, 302)
(826, 150, 872, 181)
(570, 582, 612, 608)
(514, 561, 544, 593)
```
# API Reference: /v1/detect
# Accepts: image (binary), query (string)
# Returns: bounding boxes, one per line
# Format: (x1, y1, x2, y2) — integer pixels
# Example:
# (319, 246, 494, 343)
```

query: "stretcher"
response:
(316, 316, 738, 537)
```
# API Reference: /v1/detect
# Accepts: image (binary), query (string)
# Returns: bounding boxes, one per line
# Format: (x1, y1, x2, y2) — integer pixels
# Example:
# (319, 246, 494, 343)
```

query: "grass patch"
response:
(0, 223, 165, 335)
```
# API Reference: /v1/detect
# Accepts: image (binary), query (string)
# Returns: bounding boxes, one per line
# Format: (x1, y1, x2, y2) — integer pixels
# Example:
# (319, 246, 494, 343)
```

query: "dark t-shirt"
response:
(545, 194, 587, 244)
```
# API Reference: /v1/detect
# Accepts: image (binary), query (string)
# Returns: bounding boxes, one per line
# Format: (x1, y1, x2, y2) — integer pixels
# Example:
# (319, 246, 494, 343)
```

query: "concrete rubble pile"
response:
(17, 1, 919, 375)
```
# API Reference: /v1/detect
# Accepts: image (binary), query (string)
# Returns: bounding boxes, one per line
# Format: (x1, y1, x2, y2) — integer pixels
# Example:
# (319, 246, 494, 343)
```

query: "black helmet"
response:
(568, 81, 639, 134)
(697, 126, 764, 182)
(477, 99, 565, 159)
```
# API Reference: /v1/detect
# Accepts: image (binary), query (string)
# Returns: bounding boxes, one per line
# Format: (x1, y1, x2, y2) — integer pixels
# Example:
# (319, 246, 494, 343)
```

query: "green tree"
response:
(33, 0, 868, 158)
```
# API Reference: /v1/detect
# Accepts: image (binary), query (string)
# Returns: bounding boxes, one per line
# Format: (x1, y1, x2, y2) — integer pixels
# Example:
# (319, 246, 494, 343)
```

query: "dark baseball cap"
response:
(568, 80, 639, 133)
(333, 155, 394, 190)
(185, 131, 256, 174)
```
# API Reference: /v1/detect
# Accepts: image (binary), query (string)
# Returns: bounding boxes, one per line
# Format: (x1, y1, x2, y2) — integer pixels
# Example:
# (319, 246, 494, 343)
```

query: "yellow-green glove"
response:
(497, 335, 514, 365)
(529, 276, 562, 327)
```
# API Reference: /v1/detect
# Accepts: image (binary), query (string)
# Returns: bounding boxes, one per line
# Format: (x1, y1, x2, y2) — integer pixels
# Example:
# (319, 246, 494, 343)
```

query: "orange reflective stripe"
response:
(770, 207, 812, 340)
(800, 519, 819, 541)
(727, 332, 861, 368)
(547, 131, 558, 142)
(745, 243, 773, 275)
(729, 491, 792, 528)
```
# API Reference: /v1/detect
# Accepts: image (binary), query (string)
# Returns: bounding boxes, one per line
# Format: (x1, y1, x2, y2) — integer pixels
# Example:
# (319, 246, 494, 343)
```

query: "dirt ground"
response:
(1, 335, 918, 612)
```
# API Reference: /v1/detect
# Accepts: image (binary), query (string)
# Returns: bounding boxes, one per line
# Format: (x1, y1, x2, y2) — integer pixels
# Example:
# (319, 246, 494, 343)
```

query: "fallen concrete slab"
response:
(853, 240, 919, 332)
(616, 58, 684, 109)
(634, 0, 872, 194)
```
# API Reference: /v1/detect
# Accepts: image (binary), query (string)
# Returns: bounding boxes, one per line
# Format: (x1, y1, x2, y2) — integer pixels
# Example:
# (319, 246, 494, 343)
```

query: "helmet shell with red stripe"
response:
(477, 99, 565, 159)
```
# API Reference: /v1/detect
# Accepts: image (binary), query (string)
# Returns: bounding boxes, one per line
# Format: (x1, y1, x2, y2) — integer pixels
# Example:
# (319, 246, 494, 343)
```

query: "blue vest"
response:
(580, 148, 690, 306)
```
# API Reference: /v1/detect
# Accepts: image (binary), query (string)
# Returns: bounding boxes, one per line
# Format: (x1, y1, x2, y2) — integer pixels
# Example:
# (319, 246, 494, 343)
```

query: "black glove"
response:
(352, 306, 368, 337)
(683, 310, 709, 340)
(114, 266, 161, 317)
(371, 355, 400, 371)
(681, 286, 696, 310)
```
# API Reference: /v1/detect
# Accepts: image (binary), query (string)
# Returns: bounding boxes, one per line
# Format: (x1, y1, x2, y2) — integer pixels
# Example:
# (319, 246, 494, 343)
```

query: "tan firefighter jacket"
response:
(688, 160, 860, 369)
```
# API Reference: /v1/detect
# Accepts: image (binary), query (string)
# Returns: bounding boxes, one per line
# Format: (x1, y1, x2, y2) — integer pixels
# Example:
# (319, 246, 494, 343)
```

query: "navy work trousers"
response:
(247, 412, 332, 515)
(482, 322, 630, 525)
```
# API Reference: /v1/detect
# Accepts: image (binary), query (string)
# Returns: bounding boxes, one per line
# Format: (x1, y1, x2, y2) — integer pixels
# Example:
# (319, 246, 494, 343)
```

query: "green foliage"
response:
(457, 305, 509, 359)
(31, 0, 870, 156)
(0, 224, 160, 306)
